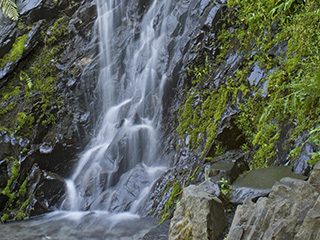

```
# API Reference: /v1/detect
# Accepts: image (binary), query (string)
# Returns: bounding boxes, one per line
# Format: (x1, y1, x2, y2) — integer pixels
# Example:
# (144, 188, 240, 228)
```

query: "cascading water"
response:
(62, 0, 173, 214)
(0, 0, 219, 238)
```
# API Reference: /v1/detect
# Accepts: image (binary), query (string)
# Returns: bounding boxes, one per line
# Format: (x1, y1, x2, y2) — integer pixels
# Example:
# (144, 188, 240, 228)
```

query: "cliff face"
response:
(0, 0, 98, 221)
(0, 1, 319, 237)
(163, 0, 320, 238)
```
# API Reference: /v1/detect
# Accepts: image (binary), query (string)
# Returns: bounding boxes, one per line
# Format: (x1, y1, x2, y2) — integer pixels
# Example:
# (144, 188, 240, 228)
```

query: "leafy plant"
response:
(0, 0, 18, 21)
(217, 178, 232, 199)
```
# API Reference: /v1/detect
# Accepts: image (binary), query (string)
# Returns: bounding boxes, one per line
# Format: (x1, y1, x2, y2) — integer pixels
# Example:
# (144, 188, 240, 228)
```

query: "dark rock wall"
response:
(0, 0, 99, 220)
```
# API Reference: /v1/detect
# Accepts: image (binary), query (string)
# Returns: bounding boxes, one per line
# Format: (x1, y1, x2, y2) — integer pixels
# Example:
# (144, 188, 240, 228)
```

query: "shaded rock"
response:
(231, 166, 307, 204)
(27, 165, 65, 216)
(146, 166, 197, 218)
(295, 195, 320, 240)
(0, 21, 17, 59)
(169, 178, 226, 240)
(205, 149, 249, 184)
(0, 193, 9, 212)
(0, 160, 9, 189)
(292, 142, 316, 175)
(18, 0, 72, 23)
(142, 219, 170, 240)
(228, 177, 320, 239)
(0, 20, 42, 81)
(231, 187, 270, 204)
(29, 140, 78, 178)
(308, 161, 320, 188)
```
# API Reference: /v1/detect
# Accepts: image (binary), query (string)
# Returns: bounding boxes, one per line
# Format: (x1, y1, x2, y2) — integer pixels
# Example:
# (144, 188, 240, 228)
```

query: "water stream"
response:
(61, 0, 174, 214)
(0, 0, 202, 238)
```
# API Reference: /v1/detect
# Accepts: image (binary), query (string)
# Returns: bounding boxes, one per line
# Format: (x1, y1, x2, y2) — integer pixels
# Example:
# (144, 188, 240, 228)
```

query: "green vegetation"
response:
(178, 0, 320, 169)
(217, 178, 232, 202)
(46, 17, 68, 45)
(178, 74, 248, 157)
(0, 0, 18, 21)
(0, 16, 70, 136)
(159, 180, 182, 224)
(0, 15, 71, 222)
(1, 159, 31, 222)
(0, 34, 28, 68)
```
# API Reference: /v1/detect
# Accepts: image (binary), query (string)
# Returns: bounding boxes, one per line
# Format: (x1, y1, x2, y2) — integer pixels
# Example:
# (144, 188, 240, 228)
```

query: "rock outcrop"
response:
(169, 178, 227, 240)
(227, 163, 320, 239)
(0, 0, 98, 220)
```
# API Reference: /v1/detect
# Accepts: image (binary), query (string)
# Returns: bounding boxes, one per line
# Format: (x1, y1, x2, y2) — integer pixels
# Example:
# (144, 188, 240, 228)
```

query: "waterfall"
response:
(62, 0, 174, 214)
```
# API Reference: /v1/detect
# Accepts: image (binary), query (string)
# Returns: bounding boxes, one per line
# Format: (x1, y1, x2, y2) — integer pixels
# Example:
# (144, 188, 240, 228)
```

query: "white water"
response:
(61, 0, 174, 214)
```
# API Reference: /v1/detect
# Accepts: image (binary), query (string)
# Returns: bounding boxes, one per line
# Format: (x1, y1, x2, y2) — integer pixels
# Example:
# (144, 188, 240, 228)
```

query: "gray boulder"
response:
(169, 178, 226, 240)
(227, 177, 320, 239)
(294, 161, 320, 240)
(295, 195, 320, 240)
(308, 161, 320, 188)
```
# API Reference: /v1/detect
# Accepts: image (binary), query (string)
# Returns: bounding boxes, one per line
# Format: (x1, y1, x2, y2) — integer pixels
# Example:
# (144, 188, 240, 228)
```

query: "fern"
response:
(0, 0, 19, 21)
(20, 71, 32, 90)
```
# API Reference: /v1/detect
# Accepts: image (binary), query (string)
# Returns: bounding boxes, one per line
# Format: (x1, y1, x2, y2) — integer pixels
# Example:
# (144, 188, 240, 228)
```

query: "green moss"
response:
(1, 214, 9, 223)
(180, 0, 320, 169)
(47, 17, 68, 45)
(16, 112, 35, 134)
(0, 158, 32, 222)
(0, 34, 28, 68)
(178, 77, 241, 157)
(189, 167, 199, 182)
(231, 0, 320, 168)
(18, 180, 27, 197)
(159, 180, 182, 224)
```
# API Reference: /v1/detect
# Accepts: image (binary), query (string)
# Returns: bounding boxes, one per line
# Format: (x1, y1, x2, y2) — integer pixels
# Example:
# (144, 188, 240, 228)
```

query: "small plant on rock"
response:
(217, 178, 232, 203)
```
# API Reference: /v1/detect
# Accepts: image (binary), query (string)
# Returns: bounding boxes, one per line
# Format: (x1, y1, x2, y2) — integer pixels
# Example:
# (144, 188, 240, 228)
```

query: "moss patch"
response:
(0, 33, 28, 68)
(178, 0, 320, 169)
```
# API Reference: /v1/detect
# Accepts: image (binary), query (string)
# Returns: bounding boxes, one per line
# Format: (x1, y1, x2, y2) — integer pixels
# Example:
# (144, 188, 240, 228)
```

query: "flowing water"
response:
(61, 0, 174, 214)
(0, 0, 209, 238)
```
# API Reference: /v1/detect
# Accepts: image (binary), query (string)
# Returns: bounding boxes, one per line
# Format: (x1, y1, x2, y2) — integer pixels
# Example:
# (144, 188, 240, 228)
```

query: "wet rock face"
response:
(149, 0, 230, 217)
(0, 21, 17, 60)
(26, 165, 65, 216)
(0, 0, 98, 219)
(169, 179, 226, 240)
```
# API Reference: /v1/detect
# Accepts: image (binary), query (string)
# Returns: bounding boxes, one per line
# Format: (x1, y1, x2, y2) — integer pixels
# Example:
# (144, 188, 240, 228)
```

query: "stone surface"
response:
(142, 219, 170, 240)
(308, 161, 320, 188)
(231, 166, 307, 204)
(0, 193, 8, 211)
(295, 195, 320, 240)
(205, 149, 249, 184)
(231, 187, 270, 204)
(292, 142, 316, 175)
(227, 177, 320, 239)
(23, 164, 65, 216)
(169, 178, 226, 240)
(0, 0, 98, 220)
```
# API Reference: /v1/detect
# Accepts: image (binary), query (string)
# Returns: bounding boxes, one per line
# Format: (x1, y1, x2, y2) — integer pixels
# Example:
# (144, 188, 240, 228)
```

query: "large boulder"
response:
(308, 161, 320, 188)
(295, 195, 320, 240)
(169, 178, 226, 240)
(227, 177, 320, 239)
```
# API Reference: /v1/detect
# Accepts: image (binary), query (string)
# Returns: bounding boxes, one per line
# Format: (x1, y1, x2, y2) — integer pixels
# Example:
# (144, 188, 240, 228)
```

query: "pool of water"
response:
(0, 211, 159, 240)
